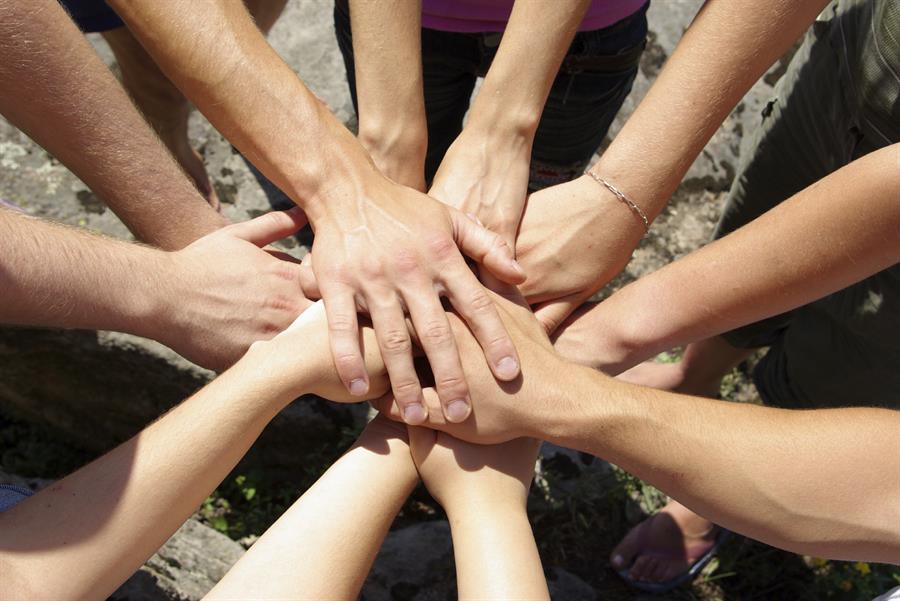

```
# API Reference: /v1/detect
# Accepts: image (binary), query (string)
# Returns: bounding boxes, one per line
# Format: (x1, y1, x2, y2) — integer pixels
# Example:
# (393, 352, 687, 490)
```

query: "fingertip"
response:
(402, 403, 428, 426)
(349, 377, 369, 396)
(444, 399, 471, 423)
(493, 354, 521, 381)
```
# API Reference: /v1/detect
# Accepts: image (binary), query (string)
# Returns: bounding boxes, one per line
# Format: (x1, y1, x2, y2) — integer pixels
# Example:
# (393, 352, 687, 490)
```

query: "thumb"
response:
(223, 207, 308, 247)
(532, 294, 582, 335)
(449, 208, 526, 285)
(299, 252, 321, 299)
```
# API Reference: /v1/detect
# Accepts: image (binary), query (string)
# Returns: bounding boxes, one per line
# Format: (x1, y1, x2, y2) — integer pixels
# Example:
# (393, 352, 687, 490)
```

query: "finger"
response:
(223, 207, 308, 247)
(373, 389, 448, 429)
(449, 208, 526, 284)
(478, 269, 529, 308)
(403, 289, 471, 423)
(298, 253, 321, 299)
(320, 284, 368, 396)
(442, 267, 521, 381)
(367, 291, 427, 425)
(533, 294, 582, 335)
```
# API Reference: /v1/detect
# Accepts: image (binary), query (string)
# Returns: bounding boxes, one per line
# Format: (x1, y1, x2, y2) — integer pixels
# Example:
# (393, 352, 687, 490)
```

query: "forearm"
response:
(549, 365, 900, 563)
(0, 0, 227, 249)
(0, 208, 172, 335)
(106, 0, 381, 220)
(467, 0, 589, 137)
(349, 0, 427, 176)
(447, 502, 549, 600)
(590, 0, 828, 219)
(0, 350, 302, 599)
(206, 420, 418, 600)
(558, 143, 900, 371)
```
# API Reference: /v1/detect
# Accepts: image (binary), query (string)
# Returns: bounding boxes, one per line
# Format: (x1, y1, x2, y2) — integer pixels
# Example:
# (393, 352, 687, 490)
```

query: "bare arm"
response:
(206, 415, 418, 600)
(377, 295, 900, 564)
(553, 143, 900, 373)
(409, 429, 548, 600)
(0, 208, 312, 370)
(430, 0, 591, 248)
(0, 0, 227, 250)
(349, 0, 427, 190)
(105, 0, 526, 423)
(0, 303, 389, 600)
(524, 0, 831, 330)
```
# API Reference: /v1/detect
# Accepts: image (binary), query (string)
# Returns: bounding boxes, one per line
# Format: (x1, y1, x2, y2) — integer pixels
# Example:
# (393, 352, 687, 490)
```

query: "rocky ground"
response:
(1, 1, 894, 600)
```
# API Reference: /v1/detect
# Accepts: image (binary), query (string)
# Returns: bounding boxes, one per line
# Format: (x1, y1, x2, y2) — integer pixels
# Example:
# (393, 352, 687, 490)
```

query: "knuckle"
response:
(426, 234, 457, 261)
(328, 314, 357, 333)
(435, 374, 466, 393)
(393, 379, 421, 400)
(420, 320, 452, 346)
(467, 287, 494, 313)
(380, 329, 412, 354)
(393, 249, 421, 276)
(360, 254, 386, 280)
(335, 353, 360, 372)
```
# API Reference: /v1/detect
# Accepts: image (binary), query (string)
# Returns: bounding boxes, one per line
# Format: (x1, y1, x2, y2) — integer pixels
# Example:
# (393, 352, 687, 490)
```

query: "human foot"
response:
(160, 130, 221, 212)
(611, 500, 720, 586)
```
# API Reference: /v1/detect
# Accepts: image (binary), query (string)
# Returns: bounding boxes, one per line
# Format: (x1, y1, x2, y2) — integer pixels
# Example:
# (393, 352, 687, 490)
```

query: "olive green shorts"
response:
(718, 0, 900, 409)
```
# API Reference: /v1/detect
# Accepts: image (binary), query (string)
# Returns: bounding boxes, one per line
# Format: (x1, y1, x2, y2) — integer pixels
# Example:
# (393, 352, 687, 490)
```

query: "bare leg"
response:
(101, 26, 220, 209)
(610, 336, 753, 584)
(100, 0, 288, 211)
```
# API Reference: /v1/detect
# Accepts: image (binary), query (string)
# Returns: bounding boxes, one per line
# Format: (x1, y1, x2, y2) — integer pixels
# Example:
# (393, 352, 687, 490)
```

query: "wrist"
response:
(124, 248, 181, 340)
(445, 496, 528, 523)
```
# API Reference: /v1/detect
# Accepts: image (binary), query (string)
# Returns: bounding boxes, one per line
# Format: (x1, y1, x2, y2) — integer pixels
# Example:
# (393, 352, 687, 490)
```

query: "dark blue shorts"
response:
(58, 0, 124, 33)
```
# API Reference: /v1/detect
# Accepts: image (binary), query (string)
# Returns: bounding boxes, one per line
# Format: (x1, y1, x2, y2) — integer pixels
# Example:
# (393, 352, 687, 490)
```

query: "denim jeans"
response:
(334, 1, 649, 189)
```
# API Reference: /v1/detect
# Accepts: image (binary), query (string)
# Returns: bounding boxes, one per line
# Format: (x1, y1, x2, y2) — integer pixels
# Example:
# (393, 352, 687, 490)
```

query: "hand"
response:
(429, 125, 533, 250)
(515, 175, 645, 333)
(550, 300, 640, 375)
(251, 300, 391, 403)
(372, 289, 565, 445)
(408, 427, 540, 511)
(308, 176, 526, 425)
(156, 210, 312, 371)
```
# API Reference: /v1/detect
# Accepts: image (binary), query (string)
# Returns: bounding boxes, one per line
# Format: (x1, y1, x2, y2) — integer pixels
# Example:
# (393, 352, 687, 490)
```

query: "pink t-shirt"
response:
(421, 0, 646, 33)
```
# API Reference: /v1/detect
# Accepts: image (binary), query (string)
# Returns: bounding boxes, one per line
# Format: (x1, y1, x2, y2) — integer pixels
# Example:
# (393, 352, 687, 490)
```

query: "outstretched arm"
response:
(348, 0, 427, 190)
(0, 208, 312, 370)
(553, 142, 900, 374)
(0, 0, 227, 250)
(206, 415, 418, 600)
(377, 294, 900, 564)
(516, 0, 830, 331)
(0, 302, 389, 600)
(409, 428, 548, 599)
(104, 0, 527, 421)
(430, 0, 591, 249)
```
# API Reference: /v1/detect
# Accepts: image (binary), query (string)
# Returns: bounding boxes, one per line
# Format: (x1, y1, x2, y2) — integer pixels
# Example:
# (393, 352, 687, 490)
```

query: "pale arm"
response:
(553, 143, 900, 373)
(0, 307, 369, 600)
(349, 0, 427, 190)
(0, 0, 227, 250)
(430, 0, 591, 247)
(526, 0, 831, 330)
(206, 416, 418, 600)
(409, 429, 548, 600)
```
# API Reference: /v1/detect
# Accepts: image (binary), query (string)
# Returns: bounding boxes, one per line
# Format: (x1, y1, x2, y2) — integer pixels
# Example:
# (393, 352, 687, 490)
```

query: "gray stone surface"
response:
(111, 519, 245, 601)
(362, 521, 455, 601)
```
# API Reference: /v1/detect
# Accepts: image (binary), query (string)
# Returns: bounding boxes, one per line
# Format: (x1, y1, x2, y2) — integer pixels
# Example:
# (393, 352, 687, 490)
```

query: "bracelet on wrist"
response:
(586, 171, 651, 233)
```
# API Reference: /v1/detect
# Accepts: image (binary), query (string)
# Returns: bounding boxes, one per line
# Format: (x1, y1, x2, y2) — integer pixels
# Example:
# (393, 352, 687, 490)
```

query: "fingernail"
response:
(511, 260, 525, 276)
(612, 554, 624, 568)
(349, 378, 368, 396)
(495, 356, 519, 380)
(446, 399, 470, 423)
(403, 403, 427, 425)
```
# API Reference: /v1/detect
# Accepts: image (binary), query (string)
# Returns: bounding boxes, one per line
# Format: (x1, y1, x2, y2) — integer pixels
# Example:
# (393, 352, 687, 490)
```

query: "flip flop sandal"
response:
(616, 527, 732, 594)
